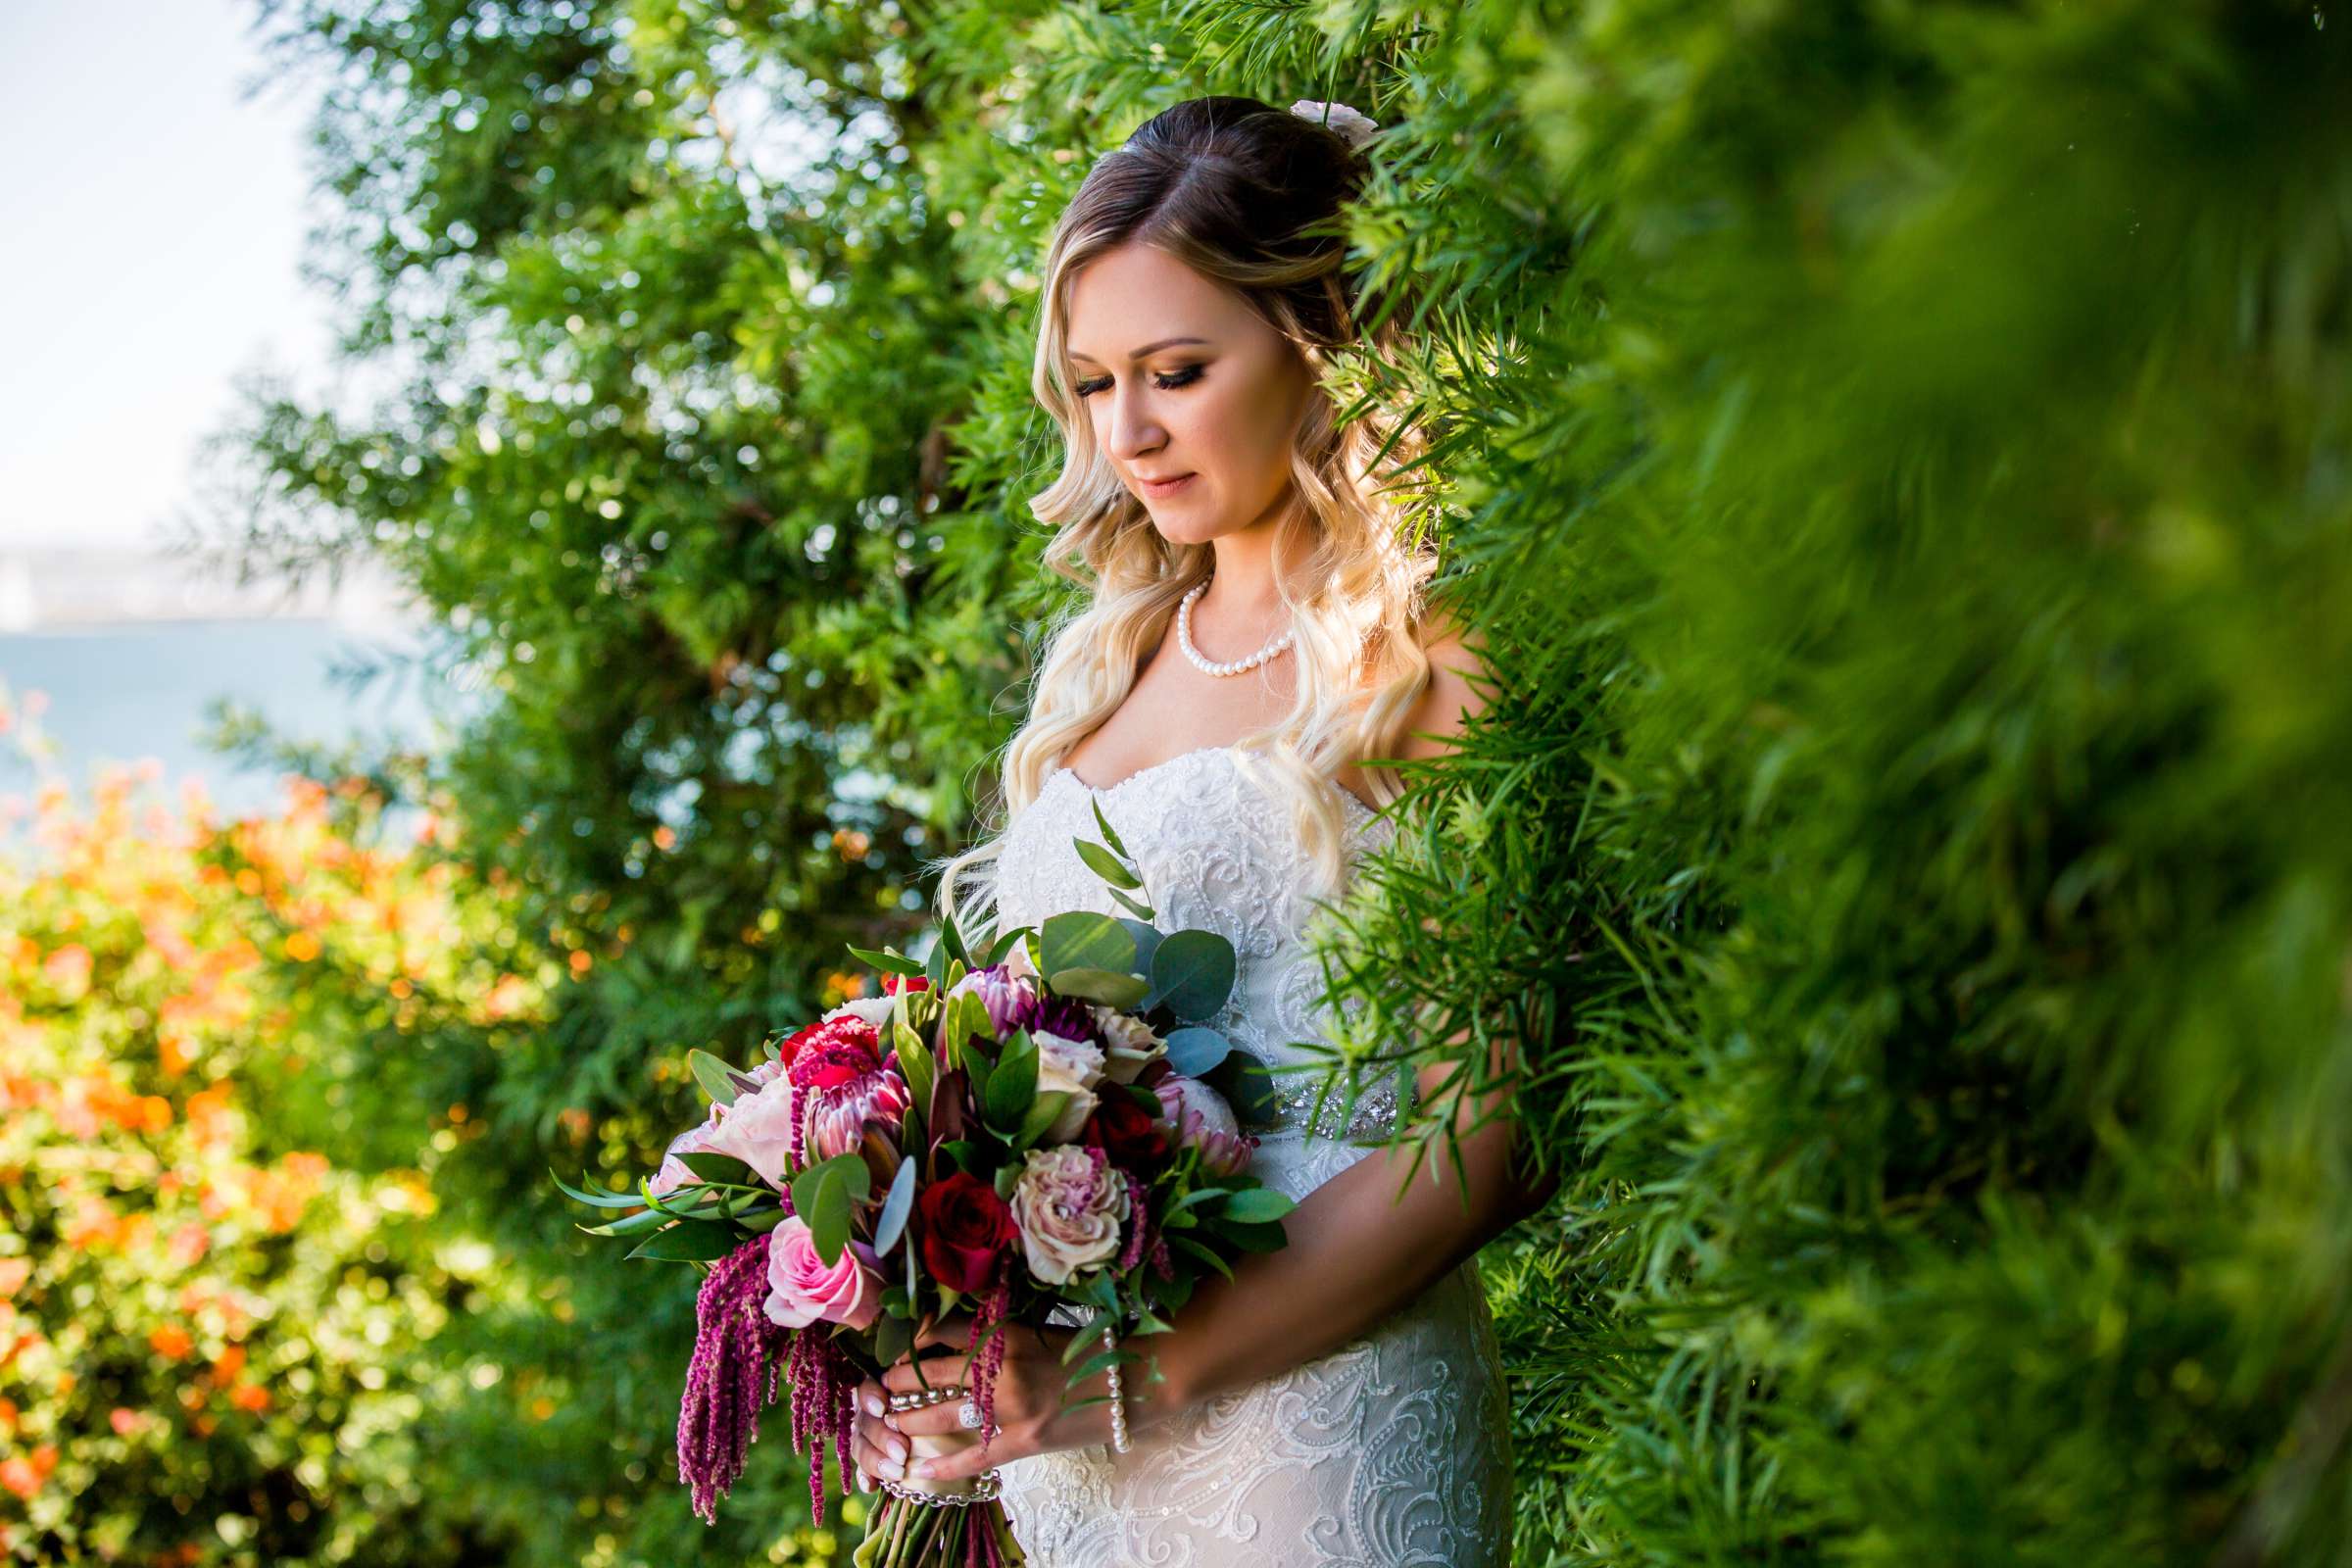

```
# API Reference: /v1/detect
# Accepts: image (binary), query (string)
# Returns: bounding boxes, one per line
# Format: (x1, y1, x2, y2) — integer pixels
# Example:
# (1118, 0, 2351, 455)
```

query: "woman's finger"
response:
(909, 1313, 977, 1351)
(885, 1396, 982, 1439)
(880, 1353, 972, 1395)
(851, 1433, 894, 1490)
(912, 1431, 1021, 1484)
(856, 1407, 910, 1468)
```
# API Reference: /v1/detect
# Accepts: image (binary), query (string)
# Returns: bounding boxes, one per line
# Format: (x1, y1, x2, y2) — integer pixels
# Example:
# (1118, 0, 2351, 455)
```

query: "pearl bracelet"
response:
(1105, 1329, 1131, 1454)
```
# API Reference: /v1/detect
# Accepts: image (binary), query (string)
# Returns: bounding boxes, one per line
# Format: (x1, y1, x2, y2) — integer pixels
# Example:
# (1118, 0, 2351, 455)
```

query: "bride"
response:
(844, 95, 1553, 1564)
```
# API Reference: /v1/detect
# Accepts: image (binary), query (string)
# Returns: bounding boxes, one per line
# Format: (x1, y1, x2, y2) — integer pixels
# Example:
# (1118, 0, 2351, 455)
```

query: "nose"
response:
(1103, 380, 1166, 466)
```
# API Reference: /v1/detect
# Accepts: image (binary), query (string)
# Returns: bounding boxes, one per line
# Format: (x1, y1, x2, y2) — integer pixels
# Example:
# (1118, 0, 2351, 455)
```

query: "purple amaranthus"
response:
(678, 1234, 793, 1525)
(785, 1313, 861, 1526)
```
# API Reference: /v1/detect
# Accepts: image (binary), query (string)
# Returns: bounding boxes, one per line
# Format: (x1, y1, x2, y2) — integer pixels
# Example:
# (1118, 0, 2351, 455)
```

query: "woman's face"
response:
(1062, 242, 1315, 547)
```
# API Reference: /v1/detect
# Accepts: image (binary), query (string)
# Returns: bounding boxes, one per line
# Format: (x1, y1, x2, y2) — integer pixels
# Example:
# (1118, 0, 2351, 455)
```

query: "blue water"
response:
(0, 617, 475, 838)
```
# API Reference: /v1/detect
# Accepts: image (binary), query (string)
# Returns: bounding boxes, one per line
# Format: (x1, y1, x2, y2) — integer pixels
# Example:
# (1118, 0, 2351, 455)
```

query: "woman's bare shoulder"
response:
(1393, 607, 1489, 764)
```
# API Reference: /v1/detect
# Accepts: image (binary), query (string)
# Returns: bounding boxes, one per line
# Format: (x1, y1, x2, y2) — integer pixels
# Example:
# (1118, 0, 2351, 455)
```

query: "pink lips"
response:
(1139, 472, 1195, 498)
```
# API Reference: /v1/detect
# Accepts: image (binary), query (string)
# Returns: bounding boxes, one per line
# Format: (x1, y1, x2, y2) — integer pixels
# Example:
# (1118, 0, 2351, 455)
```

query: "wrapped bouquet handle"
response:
(878, 1384, 998, 1506)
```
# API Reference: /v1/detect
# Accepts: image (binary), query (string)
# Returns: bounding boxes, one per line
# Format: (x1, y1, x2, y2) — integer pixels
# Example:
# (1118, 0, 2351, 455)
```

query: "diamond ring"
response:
(957, 1399, 983, 1431)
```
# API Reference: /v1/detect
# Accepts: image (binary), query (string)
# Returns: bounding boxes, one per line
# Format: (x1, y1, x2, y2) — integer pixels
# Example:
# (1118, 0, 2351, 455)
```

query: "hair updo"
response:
(933, 94, 1444, 929)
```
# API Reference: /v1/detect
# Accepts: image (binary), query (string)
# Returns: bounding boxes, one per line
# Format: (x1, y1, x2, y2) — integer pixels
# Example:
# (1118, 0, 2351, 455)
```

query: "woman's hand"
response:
(848, 1315, 1126, 1487)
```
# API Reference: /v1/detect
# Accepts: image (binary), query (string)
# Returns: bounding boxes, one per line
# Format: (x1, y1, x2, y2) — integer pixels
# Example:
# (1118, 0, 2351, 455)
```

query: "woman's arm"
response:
(1107, 611, 1551, 1424)
(1124, 1023, 1554, 1430)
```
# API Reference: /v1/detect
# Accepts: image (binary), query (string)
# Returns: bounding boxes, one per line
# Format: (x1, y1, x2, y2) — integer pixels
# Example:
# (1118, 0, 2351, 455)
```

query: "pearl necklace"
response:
(1175, 580, 1296, 677)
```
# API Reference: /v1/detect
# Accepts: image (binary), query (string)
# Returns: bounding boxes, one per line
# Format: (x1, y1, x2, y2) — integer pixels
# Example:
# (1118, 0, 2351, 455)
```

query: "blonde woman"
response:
(848, 95, 1552, 1564)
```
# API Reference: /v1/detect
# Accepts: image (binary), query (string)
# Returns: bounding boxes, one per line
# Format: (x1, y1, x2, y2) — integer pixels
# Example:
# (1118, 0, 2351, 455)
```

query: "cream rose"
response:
(1009, 1145, 1129, 1284)
(1089, 1005, 1166, 1085)
(1032, 1028, 1105, 1142)
(699, 1074, 800, 1189)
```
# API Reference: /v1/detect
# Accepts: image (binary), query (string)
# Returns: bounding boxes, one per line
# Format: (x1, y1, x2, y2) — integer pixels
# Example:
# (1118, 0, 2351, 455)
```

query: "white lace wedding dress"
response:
(978, 745, 1513, 1566)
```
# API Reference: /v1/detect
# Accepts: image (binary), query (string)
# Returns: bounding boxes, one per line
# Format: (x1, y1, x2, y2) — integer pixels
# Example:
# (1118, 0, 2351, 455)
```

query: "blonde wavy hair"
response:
(934, 94, 1445, 931)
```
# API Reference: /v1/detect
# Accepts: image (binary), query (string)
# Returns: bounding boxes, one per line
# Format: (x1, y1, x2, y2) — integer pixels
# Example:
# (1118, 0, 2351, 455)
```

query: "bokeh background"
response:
(4, 1, 2349, 1565)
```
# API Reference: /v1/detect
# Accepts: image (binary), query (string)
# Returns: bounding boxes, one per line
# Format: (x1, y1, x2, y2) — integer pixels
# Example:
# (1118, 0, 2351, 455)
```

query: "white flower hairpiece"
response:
(1289, 99, 1380, 151)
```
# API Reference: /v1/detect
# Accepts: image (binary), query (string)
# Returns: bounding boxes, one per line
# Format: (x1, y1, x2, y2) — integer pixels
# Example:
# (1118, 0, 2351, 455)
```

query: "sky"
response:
(0, 1, 341, 552)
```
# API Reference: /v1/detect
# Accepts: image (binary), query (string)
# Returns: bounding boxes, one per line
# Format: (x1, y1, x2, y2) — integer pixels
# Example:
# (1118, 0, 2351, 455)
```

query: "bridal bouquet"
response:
(557, 804, 1296, 1566)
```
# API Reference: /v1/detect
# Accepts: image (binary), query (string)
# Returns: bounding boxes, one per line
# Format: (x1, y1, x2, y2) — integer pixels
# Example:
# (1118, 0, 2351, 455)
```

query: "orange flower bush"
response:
(0, 688, 842, 1568)
(0, 742, 503, 1566)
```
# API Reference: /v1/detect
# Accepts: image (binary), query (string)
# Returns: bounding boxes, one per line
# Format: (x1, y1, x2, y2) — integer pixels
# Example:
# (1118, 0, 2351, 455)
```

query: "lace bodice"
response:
(990, 746, 1398, 1171)
(980, 745, 1513, 1566)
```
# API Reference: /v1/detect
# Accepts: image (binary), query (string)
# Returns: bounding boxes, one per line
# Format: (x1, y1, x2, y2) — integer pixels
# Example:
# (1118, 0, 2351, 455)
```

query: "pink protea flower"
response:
(1155, 1076, 1256, 1177)
(788, 1029, 909, 1162)
(946, 962, 1037, 1039)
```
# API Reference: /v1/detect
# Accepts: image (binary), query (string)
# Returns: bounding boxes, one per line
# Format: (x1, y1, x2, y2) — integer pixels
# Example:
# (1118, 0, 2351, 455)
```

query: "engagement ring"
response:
(957, 1398, 982, 1430)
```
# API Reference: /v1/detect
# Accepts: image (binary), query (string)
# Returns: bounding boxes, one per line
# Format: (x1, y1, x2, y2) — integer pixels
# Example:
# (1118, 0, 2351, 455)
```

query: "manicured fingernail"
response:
(886, 1453, 907, 1478)
(909, 1460, 935, 1479)
(891, 1436, 908, 1463)
(863, 1392, 884, 1417)
(882, 1412, 902, 1432)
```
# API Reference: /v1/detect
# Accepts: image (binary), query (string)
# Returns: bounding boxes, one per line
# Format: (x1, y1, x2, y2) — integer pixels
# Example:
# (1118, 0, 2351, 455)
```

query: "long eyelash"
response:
(1074, 366, 1204, 398)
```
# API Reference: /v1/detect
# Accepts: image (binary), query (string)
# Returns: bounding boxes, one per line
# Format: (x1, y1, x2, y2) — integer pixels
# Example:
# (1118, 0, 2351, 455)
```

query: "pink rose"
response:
(761, 1216, 884, 1330)
(1154, 1076, 1255, 1178)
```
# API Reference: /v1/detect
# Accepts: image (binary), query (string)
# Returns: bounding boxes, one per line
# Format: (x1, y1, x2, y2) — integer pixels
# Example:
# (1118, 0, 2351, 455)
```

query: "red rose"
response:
(881, 974, 931, 996)
(917, 1170, 1015, 1295)
(1084, 1091, 1172, 1174)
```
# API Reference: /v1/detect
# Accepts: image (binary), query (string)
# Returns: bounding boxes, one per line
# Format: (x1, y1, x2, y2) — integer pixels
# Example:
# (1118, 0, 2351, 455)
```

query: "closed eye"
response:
(1073, 365, 1204, 398)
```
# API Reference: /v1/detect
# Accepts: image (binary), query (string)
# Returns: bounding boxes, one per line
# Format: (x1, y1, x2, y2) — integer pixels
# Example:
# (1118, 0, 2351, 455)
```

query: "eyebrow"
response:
(1066, 336, 1211, 365)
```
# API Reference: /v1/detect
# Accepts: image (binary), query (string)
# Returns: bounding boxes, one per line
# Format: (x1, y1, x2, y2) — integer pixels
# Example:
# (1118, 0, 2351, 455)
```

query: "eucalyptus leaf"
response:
(689, 1049, 743, 1107)
(1206, 1049, 1280, 1128)
(1114, 919, 1163, 975)
(872, 1156, 917, 1254)
(1163, 1025, 1232, 1077)
(1041, 910, 1135, 980)
(1148, 929, 1237, 1019)
(1047, 966, 1151, 1009)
